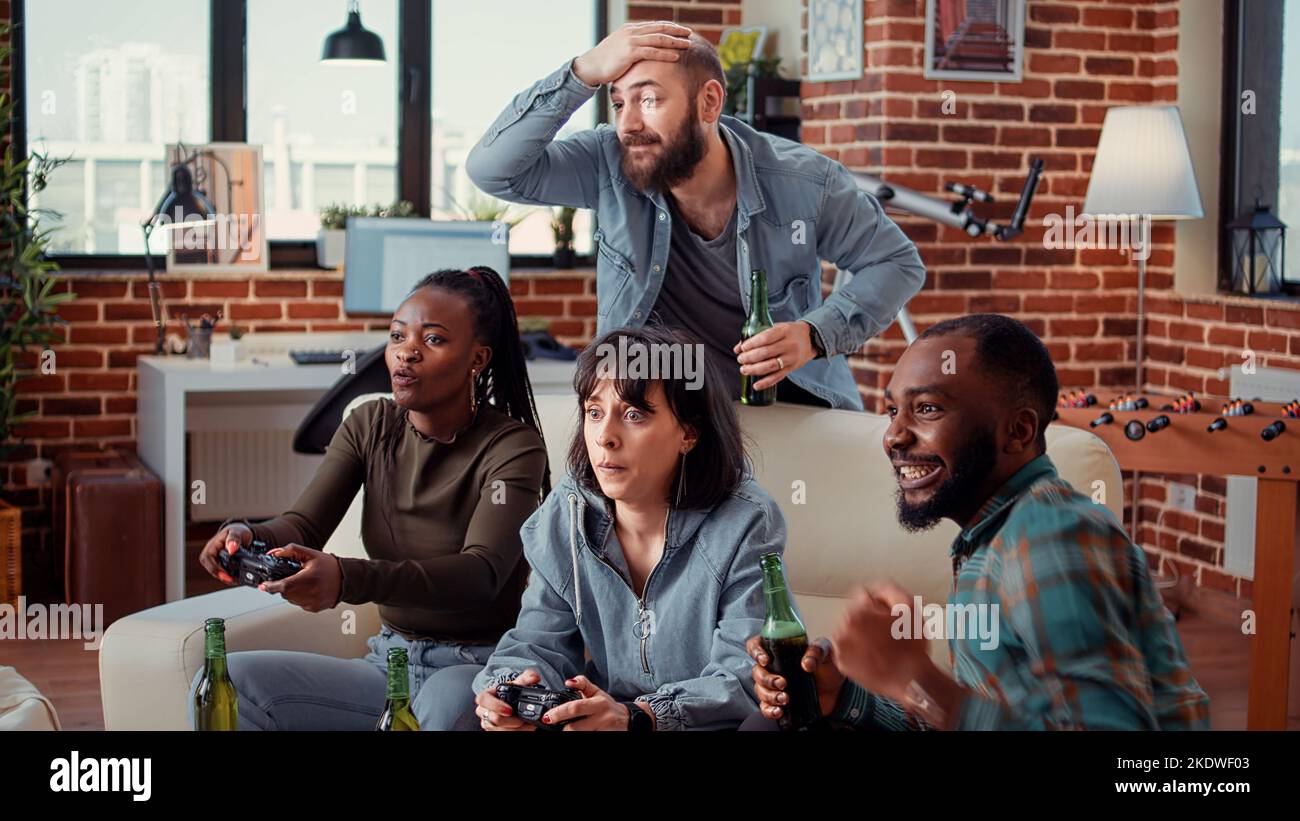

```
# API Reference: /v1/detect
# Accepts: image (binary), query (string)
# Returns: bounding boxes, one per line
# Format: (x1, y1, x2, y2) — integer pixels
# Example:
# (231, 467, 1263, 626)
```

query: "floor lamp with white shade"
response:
(1081, 105, 1205, 541)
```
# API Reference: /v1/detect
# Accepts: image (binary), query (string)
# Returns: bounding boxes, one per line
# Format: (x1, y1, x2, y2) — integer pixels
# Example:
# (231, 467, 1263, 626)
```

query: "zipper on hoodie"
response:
(589, 551, 656, 675)
(582, 502, 671, 675)
(633, 554, 668, 675)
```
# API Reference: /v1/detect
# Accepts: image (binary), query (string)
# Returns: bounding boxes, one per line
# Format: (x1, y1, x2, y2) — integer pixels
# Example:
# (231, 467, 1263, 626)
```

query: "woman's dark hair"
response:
(566, 325, 746, 509)
(375, 267, 550, 539)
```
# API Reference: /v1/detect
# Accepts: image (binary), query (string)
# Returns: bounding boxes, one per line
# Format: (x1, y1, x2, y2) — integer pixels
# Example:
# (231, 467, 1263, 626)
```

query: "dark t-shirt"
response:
(650, 195, 746, 399)
(650, 196, 832, 407)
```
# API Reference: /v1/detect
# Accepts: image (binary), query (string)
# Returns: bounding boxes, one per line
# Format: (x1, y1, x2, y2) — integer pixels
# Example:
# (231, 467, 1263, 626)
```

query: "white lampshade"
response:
(1082, 105, 1204, 220)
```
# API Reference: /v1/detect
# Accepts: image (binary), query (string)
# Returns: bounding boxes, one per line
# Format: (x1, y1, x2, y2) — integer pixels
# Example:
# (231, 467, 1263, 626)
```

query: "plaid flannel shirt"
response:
(831, 454, 1211, 730)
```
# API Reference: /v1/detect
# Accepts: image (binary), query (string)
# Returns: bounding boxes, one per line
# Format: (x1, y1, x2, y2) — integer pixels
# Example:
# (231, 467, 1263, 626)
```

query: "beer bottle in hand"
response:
(741, 268, 777, 406)
(376, 647, 420, 731)
(193, 617, 238, 731)
(759, 553, 822, 730)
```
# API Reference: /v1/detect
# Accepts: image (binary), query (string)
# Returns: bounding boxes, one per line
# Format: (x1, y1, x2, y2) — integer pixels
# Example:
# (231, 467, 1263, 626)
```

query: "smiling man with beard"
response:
(743, 314, 1211, 730)
(466, 22, 924, 410)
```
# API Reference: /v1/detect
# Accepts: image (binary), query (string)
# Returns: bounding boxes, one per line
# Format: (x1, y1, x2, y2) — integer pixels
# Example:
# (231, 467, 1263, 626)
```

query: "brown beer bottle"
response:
(741, 268, 777, 406)
(759, 553, 822, 730)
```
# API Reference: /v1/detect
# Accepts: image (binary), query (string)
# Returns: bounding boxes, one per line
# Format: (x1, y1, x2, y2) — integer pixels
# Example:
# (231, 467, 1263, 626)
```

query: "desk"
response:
(137, 333, 577, 602)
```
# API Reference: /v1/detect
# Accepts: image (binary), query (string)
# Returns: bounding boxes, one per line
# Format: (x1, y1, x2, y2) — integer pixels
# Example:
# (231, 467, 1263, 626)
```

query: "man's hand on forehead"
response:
(573, 21, 693, 88)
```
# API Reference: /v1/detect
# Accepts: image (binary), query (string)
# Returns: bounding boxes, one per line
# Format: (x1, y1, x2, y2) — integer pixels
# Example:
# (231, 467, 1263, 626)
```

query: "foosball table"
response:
(1053, 390, 1300, 730)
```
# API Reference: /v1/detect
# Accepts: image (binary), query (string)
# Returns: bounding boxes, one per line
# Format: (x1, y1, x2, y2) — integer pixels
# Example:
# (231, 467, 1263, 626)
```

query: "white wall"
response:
(1175, 2, 1224, 295)
(606, 1, 803, 77)
(742, 0, 804, 77)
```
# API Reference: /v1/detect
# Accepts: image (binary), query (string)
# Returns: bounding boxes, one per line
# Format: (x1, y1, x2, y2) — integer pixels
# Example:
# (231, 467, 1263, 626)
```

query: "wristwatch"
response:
(623, 701, 654, 732)
(802, 320, 828, 359)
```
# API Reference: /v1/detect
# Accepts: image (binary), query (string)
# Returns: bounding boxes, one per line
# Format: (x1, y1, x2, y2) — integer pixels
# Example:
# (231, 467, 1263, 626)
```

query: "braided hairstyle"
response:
(374, 267, 551, 542)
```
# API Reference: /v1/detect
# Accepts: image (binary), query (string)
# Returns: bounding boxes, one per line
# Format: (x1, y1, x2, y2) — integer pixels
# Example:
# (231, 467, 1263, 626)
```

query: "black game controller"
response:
(218, 539, 302, 587)
(494, 683, 582, 728)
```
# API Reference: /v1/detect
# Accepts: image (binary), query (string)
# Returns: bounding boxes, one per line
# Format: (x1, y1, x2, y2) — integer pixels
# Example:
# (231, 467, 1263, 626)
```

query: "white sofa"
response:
(100, 393, 1122, 730)
(0, 666, 61, 730)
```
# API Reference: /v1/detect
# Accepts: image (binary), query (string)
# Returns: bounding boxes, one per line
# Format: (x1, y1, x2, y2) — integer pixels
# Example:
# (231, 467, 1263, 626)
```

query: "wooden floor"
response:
(0, 637, 105, 730)
(2, 607, 1296, 731)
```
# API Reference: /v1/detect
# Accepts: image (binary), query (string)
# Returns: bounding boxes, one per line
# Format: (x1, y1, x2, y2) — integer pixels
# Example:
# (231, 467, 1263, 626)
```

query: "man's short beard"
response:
(619, 104, 707, 192)
(894, 426, 998, 533)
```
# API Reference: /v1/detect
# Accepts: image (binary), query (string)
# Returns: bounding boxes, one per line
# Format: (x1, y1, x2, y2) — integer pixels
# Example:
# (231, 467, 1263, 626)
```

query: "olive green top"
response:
(229, 398, 547, 643)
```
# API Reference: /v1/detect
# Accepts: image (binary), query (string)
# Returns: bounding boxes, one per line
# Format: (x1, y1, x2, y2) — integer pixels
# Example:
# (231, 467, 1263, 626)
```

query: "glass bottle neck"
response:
(204, 626, 227, 660)
(203, 624, 229, 677)
(386, 659, 410, 701)
(748, 270, 769, 317)
(761, 563, 801, 627)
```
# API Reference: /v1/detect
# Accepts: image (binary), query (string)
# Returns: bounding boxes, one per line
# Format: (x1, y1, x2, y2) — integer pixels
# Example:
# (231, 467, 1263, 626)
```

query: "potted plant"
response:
(551, 206, 576, 269)
(316, 199, 415, 268)
(723, 55, 784, 119)
(1, 23, 75, 601)
(448, 189, 529, 250)
(316, 203, 352, 268)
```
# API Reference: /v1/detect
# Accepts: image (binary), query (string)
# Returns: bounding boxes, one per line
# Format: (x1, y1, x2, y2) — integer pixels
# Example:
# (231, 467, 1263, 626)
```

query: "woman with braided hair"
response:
(191, 266, 550, 730)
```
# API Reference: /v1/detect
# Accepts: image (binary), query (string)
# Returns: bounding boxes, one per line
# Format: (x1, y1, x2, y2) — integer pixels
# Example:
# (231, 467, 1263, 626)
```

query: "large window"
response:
(431, 0, 597, 255)
(23, 0, 210, 255)
(1223, 0, 1297, 291)
(248, 0, 399, 240)
(19, 0, 603, 264)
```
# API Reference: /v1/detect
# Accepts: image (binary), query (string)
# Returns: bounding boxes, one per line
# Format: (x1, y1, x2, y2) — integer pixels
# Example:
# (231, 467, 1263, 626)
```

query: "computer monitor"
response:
(342, 217, 510, 314)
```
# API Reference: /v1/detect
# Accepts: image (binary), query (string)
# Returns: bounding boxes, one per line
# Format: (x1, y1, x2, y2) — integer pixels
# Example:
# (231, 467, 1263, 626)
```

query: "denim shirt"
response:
(465, 59, 926, 410)
(472, 473, 787, 730)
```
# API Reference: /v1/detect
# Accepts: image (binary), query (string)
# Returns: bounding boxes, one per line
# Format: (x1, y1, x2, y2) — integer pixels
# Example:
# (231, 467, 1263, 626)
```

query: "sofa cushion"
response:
(337, 393, 1122, 661)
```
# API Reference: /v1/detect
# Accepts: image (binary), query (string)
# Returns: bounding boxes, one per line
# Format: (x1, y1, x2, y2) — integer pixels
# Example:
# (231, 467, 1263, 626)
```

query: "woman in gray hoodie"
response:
(424, 325, 788, 730)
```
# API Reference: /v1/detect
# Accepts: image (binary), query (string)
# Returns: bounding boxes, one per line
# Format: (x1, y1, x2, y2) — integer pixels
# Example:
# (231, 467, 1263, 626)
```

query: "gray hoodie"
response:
(472, 472, 787, 730)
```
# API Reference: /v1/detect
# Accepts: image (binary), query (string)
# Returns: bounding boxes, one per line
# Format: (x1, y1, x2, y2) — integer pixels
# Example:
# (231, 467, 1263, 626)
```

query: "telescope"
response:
(851, 157, 1045, 342)
(854, 156, 1044, 241)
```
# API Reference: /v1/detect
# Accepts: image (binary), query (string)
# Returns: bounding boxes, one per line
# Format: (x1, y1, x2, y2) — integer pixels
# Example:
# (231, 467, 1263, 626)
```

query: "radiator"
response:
(186, 401, 325, 523)
(1225, 364, 1300, 579)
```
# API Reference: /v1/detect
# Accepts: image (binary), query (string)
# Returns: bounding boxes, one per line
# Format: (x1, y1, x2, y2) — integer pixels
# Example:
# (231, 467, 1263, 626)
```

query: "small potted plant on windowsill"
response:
(316, 200, 415, 268)
(551, 206, 576, 269)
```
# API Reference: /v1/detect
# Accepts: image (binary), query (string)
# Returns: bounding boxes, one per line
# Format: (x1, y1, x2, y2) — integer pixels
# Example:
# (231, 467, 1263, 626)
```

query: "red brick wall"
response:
(626, 0, 743, 42)
(799, 0, 1180, 399)
(798, 0, 1294, 599)
(3, 269, 594, 597)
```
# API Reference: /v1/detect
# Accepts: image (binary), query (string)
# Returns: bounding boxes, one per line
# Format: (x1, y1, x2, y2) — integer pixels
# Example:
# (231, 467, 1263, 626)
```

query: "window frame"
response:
(16, 0, 607, 271)
(1219, 0, 1296, 296)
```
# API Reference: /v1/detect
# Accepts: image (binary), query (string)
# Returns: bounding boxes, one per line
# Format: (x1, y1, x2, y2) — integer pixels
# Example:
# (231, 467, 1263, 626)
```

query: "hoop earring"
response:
(675, 450, 687, 508)
(469, 369, 478, 415)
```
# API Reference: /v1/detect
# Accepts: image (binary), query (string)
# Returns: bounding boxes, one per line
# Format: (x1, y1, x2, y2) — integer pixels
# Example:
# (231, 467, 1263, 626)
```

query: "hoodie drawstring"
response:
(568, 493, 582, 626)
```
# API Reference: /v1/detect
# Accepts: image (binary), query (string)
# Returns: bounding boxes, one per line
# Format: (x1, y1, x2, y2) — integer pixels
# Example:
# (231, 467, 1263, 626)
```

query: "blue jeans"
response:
(186, 625, 495, 731)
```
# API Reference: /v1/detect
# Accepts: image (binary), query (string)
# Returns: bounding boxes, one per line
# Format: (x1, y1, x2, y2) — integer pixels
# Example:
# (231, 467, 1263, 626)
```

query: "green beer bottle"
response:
(759, 553, 822, 731)
(193, 617, 238, 731)
(376, 648, 420, 731)
(741, 268, 777, 406)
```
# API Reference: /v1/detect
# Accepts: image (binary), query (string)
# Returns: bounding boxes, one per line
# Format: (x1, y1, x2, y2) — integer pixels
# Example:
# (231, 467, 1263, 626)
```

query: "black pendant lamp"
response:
(321, 0, 386, 65)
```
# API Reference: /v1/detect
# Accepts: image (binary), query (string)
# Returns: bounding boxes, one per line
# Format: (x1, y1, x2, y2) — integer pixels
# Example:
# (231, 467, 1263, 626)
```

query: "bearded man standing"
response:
(466, 21, 925, 409)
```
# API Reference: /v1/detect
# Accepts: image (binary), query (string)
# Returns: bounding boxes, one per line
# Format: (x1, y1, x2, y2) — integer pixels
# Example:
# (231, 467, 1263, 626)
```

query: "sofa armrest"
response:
(99, 586, 381, 730)
(0, 666, 61, 730)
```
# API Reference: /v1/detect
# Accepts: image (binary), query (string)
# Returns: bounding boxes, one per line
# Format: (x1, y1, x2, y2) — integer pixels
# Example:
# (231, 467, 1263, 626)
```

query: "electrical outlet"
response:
(1168, 482, 1196, 513)
(26, 458, 53, 487)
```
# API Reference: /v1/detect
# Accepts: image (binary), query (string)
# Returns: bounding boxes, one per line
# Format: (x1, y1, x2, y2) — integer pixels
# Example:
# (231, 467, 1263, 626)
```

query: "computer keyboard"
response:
(289, 349, 350, 365)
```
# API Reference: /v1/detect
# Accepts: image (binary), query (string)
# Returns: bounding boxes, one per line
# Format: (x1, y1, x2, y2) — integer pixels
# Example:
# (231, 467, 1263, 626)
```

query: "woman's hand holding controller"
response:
(198, 523, 253, 585)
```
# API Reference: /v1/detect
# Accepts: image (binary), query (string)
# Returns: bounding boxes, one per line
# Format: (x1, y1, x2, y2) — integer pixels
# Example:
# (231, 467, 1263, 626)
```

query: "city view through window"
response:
(26, 0, 598, 258)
